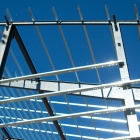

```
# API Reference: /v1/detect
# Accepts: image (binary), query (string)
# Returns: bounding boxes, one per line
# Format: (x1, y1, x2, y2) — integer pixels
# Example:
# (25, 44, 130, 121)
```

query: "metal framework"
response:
(0, 5, 140, 140)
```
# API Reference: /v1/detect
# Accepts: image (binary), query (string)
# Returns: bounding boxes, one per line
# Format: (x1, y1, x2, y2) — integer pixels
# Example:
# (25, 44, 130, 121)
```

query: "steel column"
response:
(14, 27, 66, 140)
(111, 21, 139, 136)
(0, 25, 14, 139)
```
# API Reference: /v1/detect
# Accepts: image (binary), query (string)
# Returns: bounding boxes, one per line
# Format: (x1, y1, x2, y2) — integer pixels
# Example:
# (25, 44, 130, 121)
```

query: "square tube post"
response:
(111, 21, 139, 137)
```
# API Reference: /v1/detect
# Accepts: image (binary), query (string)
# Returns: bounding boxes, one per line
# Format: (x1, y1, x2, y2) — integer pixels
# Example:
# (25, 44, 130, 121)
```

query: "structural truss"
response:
(0, 5, 140, 140)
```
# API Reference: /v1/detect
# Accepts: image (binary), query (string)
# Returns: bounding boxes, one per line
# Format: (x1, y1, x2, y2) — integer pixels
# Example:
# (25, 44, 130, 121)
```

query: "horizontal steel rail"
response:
(0, 21, 139, 26)
(0, 78, 140, 104)
(0, 104, 140, 128)
(0, 60, 122, 84)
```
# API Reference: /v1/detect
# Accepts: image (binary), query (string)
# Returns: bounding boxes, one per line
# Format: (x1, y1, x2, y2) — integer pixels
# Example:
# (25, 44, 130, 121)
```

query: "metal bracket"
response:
(113, 15, 118, 31)
(118, 62, 124, 68)
(123, 84, 131, 90)
(125, 108, 136, 115)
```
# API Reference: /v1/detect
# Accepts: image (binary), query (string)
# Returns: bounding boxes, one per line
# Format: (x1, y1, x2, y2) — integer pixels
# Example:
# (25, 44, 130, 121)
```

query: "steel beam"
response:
(0, 80, 124, 99)
(0, 25, 14, 140)
(1, 80, 140, 99)
(111, 21, 139, 136)
(0, 60, 123, 84)
(0, 104, 139, 128)
(0, 21, 139, 26)
(14, 27, 66, 140)
(1, 79, 140, 104)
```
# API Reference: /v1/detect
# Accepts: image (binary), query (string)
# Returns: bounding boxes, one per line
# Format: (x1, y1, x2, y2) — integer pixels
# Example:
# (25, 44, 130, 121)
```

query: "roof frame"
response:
(0, 5, 140, 139)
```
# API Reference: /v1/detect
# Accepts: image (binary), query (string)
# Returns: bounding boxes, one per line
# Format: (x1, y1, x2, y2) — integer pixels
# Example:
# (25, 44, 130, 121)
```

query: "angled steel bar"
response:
(105, 5, 110, 21)
(28, 8, 59, 81)
(7, 50, 56, 139)
(0, 60, 123, 84)
(5, 9, 13, 23)
(12, 29, 48, 139)
(77, 8, 117, 137)
(14, 27, 66, 140)
(78, 6, 101, 84)
(9, 39, 54, 139)
(105, 6, 116, 54)
(1, 79, 140, 104)
(1, 128, 11, 140)
(52, 7, 80, 82)
(0, 25, 14, 140)
(78, 7, 103, 137)
(0, 104, 140, 128)
(28, 9, 68, 139)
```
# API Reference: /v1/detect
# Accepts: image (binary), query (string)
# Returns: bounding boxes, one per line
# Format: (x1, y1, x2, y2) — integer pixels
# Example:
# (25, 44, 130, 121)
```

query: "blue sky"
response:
(0, 0, 140, 140)
(0, 0, 139, 76)
(1, 0, 139, 82)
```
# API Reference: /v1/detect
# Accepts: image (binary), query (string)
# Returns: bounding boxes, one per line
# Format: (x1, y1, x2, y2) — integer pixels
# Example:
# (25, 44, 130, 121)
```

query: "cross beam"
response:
(0, 21, 139, 26)
(0, 79, 140, 104)
(0, 60, 123, 84)
(0, 104, 139, 128)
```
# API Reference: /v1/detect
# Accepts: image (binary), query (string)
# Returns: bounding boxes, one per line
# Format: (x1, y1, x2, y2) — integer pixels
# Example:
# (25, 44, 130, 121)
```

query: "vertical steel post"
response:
(0, 25, 14, 139)
(111, 21, 139, 136)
